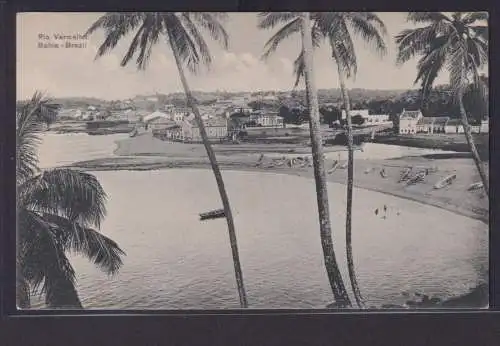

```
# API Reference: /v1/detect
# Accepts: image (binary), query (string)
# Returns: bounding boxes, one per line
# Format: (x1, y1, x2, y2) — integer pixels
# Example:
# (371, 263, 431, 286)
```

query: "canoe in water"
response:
(434, 174, 457, 189)
(199, 208, 225, 221)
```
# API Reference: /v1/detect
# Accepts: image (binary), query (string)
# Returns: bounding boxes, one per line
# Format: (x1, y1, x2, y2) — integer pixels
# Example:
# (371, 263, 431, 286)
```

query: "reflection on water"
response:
(28, 134, 487, 309)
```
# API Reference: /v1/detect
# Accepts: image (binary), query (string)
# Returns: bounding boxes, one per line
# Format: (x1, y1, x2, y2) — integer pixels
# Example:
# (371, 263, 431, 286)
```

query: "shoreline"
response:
(65, 134, 489, 225)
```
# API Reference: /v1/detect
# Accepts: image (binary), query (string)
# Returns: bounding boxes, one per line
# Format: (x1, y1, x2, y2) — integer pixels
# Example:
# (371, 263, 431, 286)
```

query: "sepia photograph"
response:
(16, 12, 489, 310)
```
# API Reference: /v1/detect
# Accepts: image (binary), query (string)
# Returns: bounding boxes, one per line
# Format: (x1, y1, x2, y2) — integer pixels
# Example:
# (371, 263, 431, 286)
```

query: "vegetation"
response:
(87, 12, 248, 307)
(16, 92, 125, 308)
(395, 12, 489, 195)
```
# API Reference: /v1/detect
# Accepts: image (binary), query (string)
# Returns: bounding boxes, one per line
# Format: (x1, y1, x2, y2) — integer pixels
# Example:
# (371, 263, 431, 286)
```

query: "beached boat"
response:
(327, 160, 339, 174)
(407, 171, 427, 185)
(398, 167, 412, 182)
(433, 174, 457, 189)
(468, 182, 484, 191)
(199, 209, 225, 221)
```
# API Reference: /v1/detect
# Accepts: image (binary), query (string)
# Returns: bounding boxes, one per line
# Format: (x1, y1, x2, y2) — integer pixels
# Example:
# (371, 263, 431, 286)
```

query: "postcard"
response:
(16, 12, 489, 310)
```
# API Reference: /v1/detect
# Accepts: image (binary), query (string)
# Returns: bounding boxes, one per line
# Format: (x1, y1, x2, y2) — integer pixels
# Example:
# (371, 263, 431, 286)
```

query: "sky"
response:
(17, 12, 456, 100)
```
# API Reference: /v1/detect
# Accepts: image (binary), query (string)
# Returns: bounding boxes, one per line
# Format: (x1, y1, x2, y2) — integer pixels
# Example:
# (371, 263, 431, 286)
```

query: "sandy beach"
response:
(67, 133, 489, 224)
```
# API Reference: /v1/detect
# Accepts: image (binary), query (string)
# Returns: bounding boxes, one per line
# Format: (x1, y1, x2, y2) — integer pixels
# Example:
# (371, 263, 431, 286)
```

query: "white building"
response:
(444, 119, 464, 134)
(399, 109, 423, 134)
(480, 120, 489, 133)
(341, 109, 389, 124)
(250, 111, 284, 127)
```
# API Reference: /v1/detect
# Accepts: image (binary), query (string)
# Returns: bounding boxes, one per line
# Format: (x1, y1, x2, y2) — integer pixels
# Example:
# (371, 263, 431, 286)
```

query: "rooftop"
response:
(400, 110, 422, 119)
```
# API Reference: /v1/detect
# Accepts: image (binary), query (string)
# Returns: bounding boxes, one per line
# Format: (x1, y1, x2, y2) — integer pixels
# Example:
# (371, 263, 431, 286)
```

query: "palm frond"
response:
(43, 213, 125, 275)
(180, 13, 213, 67)
(395, 26, 438, 64)
(447, 40, 469, 98)
(16, 259, 31, 309)
(407, 12, 450, 24)
(87, 13, 145, 60)
(356, 12, 388, 36)
(188, 12, 229, 50)
(467, 36, 488, 67)
(261, 17, 302, 60)
(291, 22, 325, 87)
(257, 12, 298, 29)
(18, 209, 82, 308)
(470, 25, 488, 41)
(344, 12, 387, 57)
(292, 50, 305, 88)
(331, 36, 358, 79)
(16, 92, 49, 183)
(19, 168, 107, 229)
(164, 14, 204, 74)
(130, 13, 163, 70)
(462, 12, 488, 24)
(414, 45, 448, 104)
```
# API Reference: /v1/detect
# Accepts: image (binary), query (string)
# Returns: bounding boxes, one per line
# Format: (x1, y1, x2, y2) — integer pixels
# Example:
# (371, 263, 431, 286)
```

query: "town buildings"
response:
(182, 118, 228, 142)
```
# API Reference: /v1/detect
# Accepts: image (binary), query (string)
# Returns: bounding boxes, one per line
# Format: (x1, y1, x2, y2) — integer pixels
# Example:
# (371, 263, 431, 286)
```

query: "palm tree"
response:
(259, 12, 387, 308)
(259, 12, 351, 307)
(17, 92, 125, 308)
(87, 13, 248, 307)
(396, 11, 489, 195)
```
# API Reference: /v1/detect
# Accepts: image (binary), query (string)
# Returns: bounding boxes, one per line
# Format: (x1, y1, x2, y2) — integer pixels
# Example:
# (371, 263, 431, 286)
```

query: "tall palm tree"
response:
(259, 12, 351, 307)
(17, 92, 125, 308)
(259, 12, 387, 308)
(396, 11, 489, 195)
(87, 13, 248, 307)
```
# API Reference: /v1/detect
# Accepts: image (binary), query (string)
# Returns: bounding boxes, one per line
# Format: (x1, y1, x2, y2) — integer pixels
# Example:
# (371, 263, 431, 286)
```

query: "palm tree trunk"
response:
(458, 93, 489, 196)
(300, 12, 351, 308)
(332, 46, 365, 309)
(168, 34, 248, 308)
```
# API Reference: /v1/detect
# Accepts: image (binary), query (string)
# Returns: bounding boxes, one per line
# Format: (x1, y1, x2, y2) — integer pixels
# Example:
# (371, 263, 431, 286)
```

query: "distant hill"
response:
(25, 81, 486, 112)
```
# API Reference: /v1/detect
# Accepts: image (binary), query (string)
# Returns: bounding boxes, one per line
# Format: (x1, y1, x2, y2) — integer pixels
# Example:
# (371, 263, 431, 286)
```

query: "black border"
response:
(2, 0, 500, 344)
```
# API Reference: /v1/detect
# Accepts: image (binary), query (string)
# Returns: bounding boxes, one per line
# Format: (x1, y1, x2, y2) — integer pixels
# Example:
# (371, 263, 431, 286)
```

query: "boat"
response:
(129, 128, 138, 137)
(398, 167, 412, 183)
(255, 153, 265, 167)
(468, 182, 484, 191)
(433, 174, 457, 189)
(199, 208, 225, 221)
(327, 160, 339, 174)
(407, 171, 427, 185)
(380, 168, 387, 178)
